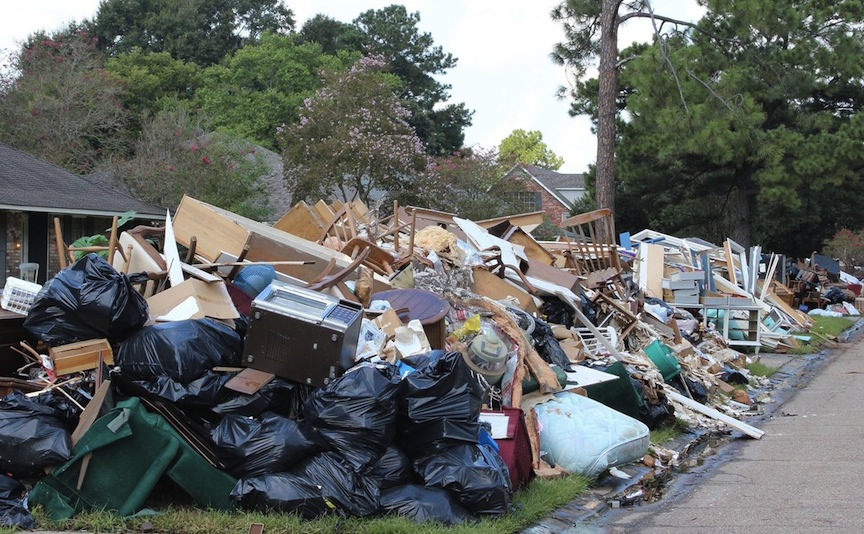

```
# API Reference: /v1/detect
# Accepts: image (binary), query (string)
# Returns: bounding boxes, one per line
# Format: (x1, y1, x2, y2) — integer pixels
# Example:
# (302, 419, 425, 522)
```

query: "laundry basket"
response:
(1, 276, 42, 315)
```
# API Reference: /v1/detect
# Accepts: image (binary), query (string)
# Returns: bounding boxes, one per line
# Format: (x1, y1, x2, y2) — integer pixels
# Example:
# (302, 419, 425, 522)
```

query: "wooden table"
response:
(371, 288, 450, 349)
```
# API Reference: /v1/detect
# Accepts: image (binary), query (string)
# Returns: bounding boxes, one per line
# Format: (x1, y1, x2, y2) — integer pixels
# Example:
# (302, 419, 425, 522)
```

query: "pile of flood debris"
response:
(0, 196, 856, 528)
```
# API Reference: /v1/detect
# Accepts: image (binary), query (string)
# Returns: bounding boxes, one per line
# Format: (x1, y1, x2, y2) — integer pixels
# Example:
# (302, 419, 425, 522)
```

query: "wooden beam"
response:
(667, 390, 764, 439)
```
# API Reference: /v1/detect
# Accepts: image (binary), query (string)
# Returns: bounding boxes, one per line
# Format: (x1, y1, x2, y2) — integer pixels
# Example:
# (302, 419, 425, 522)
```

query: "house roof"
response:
(255, 145, 293, 222)
(0, 143, 166, 218)
(511, 164, 586, 208)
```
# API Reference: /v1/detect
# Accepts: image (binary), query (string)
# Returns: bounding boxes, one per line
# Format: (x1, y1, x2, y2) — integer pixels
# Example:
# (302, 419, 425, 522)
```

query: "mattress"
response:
(533, 391, 650, 478)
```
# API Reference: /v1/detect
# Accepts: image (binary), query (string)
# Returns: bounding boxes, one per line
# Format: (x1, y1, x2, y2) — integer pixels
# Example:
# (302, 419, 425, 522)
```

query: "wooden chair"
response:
(53, 216, 125, 270)
(560, 208, 621, 276)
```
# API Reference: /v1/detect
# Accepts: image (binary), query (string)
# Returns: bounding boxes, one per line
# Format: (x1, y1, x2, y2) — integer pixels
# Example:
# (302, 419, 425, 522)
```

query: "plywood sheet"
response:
(273, 201, 326, 242)
(172, 195, 251, 262)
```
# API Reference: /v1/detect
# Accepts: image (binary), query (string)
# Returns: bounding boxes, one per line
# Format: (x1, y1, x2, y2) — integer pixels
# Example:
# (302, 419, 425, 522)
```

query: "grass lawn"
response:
(26, 474, 591, 534)
(788, 315, 857, 354)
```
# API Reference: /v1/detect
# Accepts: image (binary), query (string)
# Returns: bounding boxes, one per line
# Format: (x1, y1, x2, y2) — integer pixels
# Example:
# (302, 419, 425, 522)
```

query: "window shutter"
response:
(535, 192, 542, 211)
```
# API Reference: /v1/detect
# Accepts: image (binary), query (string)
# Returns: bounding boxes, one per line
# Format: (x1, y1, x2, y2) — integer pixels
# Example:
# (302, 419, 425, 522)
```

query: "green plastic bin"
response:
(29, 397, 236, 520)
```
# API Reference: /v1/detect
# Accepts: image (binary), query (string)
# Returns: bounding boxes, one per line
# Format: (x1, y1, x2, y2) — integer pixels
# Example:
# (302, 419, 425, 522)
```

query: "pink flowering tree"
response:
(280, 55, 429, 207)
(422, 147, 523, 221)
(0, 26, 128, 173)
(106, 106, 272, 219)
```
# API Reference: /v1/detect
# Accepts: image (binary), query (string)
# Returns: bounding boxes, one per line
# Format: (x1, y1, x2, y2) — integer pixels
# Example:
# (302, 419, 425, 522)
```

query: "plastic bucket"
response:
(644, 340, 681, 381)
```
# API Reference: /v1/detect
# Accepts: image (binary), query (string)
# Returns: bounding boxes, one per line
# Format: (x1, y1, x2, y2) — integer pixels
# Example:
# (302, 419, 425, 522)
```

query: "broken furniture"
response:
(171, 195, 390, 295)
(53, 216, 124, 270)
(48, 339, 113, 376)
(560, 208, 621, 276)
(29, 396, 236, 520)
(371, 289, 450, 350)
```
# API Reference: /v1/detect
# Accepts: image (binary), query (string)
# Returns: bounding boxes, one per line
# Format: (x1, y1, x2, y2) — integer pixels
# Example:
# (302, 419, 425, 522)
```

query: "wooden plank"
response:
(312, 200, 336, 229)
(71, 379, 112, 445)
(163, 210, 184, 287)
(477, 211, 545, 234)
(470, 268, 539, 315)
(638, 243, 665, 299)
(49, 339, 113, 376)
(172, 195, 251, 262)
(724, 239, 738, 286)
(561, 208, 612, 227)
(225, 368, 275, 395)
(667, 390, 765, 439)
(272, 201, 326, 242)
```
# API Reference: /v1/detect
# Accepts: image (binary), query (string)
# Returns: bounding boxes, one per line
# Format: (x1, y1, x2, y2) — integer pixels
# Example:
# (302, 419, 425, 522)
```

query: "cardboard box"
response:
(50, 339, 113, 375)
(373, 307, 404, 339)
(146, 278, 239, 322)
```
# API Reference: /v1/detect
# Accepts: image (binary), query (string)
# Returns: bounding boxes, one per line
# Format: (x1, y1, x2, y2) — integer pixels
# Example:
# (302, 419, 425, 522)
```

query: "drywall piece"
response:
(454, 216, 527, 269)
(667, 390, 764, 439)
(163, 210, 184, 287)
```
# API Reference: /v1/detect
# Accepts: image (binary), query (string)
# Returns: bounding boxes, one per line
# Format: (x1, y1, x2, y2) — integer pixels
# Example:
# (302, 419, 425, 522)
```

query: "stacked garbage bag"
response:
(230, 354, 512, 523)
(1, 254, 513, 526)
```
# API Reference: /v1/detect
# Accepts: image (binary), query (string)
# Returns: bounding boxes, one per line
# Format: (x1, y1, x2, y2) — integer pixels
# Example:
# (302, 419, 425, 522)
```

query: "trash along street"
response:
(2, 196, 860, 532)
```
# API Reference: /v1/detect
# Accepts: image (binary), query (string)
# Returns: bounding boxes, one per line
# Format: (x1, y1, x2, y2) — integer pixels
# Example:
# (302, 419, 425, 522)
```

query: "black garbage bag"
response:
(823, 286, 849, 304)
(212, 378, 313, 420)
(380, 484, 473, 525)
(116, 319, 242, 383)
(541, 296, 575, 326)
(211, 412, 326, 478)
(530, 317, 574, 372)
(23, 253, 149, 346)
(0, 392, 73, 477)
(0, 475, 35, 529)
(304, 362, 403, 471)
(401, 349, 448, 369)
(413, 443, 512, 517)
(397, 351, 486, 458)
(365, 446, 412, 490)
(135, 370, 232, 407)
(231, 452, 380, 518)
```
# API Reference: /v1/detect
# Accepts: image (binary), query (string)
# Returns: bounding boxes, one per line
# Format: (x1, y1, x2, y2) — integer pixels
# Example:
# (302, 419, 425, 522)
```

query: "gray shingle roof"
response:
(0, 143, 165, 218)
(521, 164, 585, 190)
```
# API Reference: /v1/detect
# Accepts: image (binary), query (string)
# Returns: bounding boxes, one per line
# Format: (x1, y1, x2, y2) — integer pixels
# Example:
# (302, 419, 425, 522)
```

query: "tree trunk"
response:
(730, 171, 752, 248)
(595, 0, 619, 215)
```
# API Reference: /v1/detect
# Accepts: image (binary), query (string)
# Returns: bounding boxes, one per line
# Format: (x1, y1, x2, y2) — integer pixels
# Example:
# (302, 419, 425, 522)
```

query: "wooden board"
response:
(49, 339, 113, 376)
(225, 368, 275, 395)
(172, 195, 251, 262)
(163, 209, 184, 287)
(273, 201, 326, 242)
(71, 380, 111, 445)
(638, 243, 665, 299)
(470, 268, 540, 315)
(667, 390, 764, 439)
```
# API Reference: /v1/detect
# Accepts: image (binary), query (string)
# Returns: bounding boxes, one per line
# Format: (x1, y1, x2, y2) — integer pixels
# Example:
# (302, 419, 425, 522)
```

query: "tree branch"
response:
(646, 7, 688, 114)
(618, 11, 733, 43)
(685, 68, 736, 113)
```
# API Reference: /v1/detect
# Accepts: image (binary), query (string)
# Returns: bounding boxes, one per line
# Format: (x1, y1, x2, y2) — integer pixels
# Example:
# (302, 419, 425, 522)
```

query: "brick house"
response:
(0, 143, 165, 286)
(502, 164, 586, 226)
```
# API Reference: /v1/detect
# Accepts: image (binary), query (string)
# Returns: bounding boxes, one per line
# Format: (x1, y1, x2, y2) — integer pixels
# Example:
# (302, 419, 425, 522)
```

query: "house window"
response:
(505, 191, 542, 213)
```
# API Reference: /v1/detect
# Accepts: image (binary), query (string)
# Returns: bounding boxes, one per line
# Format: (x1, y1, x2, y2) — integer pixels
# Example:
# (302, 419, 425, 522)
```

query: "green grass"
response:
(746, 362, 779, 377)
(782, 315, 857, 355)
(650, 417, 690, 445)
(789, 344, 820, 355)
(809, 316, 856, 338)
(32, 474, 591, 534)
(781, 316, 858, 355)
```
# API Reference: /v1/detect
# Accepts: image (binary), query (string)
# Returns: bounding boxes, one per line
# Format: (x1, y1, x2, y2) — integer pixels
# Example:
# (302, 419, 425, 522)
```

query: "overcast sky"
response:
(0, 0, 703, 174)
